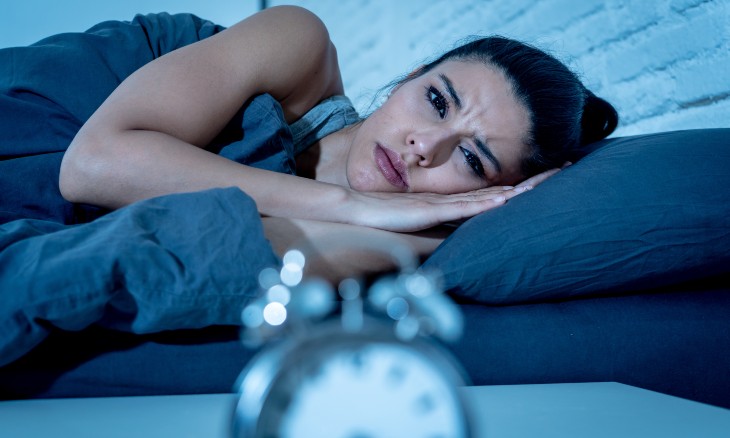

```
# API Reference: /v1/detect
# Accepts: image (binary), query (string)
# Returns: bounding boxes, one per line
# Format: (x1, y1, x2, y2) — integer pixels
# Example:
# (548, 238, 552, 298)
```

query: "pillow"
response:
(422, 129, 730, 304)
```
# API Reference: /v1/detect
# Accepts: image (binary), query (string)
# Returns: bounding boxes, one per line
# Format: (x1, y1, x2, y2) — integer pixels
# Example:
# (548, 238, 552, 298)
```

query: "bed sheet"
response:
(2, 285, 729, 409)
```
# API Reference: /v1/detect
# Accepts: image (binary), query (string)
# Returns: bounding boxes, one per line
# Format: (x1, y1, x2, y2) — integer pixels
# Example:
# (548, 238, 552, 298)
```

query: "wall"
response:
(1, 0, 256, 49)
(5, 1, 726, 136)
(269, 0, 729, 136)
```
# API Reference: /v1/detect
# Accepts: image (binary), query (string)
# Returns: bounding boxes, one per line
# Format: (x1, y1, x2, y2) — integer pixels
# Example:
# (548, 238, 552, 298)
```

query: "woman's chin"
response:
(347, 172, 378, 192)
(351, 180, 402, 193)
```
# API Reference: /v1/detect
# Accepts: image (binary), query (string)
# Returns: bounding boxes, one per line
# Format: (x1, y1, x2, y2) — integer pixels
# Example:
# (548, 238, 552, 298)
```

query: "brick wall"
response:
(269, 0, 729, 136)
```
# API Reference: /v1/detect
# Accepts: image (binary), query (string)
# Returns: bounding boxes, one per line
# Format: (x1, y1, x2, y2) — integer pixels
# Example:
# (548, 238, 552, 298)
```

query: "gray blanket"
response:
(0, 188, 279, 366)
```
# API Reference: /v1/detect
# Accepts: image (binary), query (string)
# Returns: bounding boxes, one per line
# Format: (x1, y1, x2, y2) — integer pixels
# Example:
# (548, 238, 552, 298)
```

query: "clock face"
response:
(257, 341, 469, 438)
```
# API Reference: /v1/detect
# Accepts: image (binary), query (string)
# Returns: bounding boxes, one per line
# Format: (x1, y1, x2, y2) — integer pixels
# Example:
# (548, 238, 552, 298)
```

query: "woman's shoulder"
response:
(238, 6, 333, 54)
(259, 5, 328, 31)
(225, 6, 344, 120)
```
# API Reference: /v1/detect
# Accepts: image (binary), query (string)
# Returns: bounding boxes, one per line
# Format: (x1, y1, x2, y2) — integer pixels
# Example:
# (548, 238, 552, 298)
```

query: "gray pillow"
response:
(422, 129, 730, 304)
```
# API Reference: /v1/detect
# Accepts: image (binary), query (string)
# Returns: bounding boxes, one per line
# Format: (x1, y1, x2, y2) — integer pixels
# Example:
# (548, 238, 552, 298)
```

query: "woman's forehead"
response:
(429, 59, 512, 94)
(429, 60, 530, 137)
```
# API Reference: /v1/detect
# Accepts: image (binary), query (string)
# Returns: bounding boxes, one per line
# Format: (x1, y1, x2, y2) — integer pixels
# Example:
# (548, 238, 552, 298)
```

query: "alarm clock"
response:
(231, 236, 474, 438)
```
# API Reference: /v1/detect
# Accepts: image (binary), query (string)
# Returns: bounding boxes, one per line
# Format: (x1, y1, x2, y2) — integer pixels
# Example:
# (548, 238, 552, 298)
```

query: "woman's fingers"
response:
(357, 164, 570, 232)
(356, 187, 521, 232)
(396, 185, 525, 203)
(466, 185, 529, 201)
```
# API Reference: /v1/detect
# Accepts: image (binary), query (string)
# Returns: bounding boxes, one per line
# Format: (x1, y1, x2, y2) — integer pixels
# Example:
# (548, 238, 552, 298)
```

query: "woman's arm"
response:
(60, 6, 346, 210)
(260, 168, 562, 282)
(261, 217, 450, 284)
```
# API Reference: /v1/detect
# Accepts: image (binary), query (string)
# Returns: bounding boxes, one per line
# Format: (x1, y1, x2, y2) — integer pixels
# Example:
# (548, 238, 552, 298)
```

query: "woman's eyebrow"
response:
(439, 73, 462, 110)
(440, 73, 502, 174)
(475, 137, 502, 173)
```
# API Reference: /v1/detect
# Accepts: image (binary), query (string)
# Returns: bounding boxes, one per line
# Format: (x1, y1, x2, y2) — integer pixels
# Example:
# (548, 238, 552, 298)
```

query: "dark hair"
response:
(399, 36, 618, 176)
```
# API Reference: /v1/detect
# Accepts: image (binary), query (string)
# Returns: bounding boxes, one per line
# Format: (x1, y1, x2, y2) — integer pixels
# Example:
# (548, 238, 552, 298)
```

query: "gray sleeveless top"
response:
(289, 95, 361, 155)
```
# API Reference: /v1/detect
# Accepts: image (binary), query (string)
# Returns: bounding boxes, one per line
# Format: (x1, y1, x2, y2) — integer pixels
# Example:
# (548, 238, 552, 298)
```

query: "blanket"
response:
(0, 188, 278, 366)
(0, 13, 296, 366)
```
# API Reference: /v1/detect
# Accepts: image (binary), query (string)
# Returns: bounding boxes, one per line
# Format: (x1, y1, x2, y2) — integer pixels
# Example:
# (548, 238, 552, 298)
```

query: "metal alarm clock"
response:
(231, 236, 474, 438)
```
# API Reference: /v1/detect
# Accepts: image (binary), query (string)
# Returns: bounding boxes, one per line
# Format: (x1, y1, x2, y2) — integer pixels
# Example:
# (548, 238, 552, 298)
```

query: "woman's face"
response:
(345, 60, 531, 194)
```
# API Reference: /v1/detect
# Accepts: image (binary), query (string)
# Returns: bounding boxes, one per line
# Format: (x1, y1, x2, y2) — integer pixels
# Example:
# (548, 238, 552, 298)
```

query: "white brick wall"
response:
(269, 0, 729, 136)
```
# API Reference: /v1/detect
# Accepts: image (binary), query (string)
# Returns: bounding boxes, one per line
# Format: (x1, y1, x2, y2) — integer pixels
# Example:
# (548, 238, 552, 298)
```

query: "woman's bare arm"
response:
(260, 168, 562, 282)
(261, 217, 450, 283)
(60, 6, 345, 210)
(262, 167, 569, 284)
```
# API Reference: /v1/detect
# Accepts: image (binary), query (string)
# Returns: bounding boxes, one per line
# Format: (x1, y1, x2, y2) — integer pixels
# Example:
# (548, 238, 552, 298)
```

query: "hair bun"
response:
(581, 91, 619, 145)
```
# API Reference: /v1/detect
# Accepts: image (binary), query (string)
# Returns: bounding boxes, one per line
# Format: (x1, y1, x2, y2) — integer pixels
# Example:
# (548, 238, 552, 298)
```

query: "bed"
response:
(1, 13, 729, 409)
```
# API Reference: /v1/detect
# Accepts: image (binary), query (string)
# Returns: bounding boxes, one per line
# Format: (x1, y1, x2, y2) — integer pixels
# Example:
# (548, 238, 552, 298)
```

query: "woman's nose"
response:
(406, 129, 453, 166)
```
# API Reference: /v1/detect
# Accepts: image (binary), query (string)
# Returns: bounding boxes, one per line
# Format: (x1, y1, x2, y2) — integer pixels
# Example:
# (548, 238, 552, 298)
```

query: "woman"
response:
(2, 5, 617, 275)
(50, 6, 615, 272)
(0, 6, 617, 364)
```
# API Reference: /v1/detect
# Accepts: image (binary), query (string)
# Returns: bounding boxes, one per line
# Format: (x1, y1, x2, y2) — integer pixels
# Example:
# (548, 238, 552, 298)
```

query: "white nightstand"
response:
(1, 382, 728, 437)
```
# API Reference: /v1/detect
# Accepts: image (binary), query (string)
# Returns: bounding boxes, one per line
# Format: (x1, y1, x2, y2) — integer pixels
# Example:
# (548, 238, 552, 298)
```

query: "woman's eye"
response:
(425, 86, 448, 119)
(459, 146, 486, 179)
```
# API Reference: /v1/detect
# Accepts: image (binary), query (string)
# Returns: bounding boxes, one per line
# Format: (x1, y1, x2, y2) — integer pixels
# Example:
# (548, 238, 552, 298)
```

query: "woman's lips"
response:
(374, 144, 409, 190)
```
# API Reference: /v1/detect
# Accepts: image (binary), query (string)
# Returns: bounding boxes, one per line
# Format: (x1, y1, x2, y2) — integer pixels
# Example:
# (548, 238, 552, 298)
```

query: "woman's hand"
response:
(344, 185, 526, 232)
(343, 166, 563, 232)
